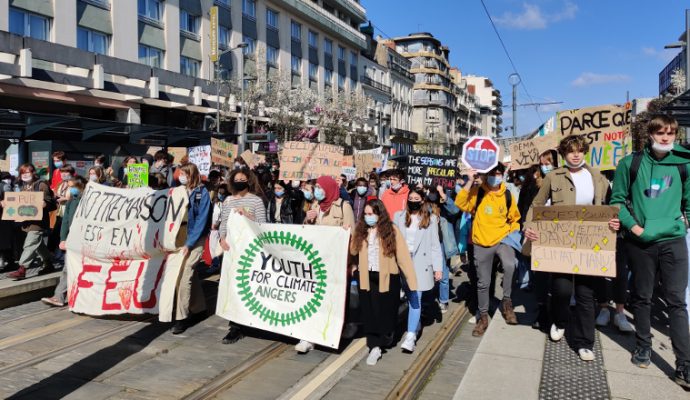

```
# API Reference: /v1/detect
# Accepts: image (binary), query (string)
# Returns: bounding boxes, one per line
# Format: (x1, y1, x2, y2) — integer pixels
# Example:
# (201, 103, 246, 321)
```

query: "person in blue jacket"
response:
(172, 163, 210, 335)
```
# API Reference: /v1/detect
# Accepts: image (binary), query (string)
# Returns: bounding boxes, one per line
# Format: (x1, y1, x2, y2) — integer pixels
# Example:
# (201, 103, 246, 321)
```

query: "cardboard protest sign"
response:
(210, 138, 238, 168)
(217, 212, 349, 349)
(65, 183, 189, 321)
(556, 104, 632, 170)
(278, 141, 343, 180)
(2, 191, 43, 222)
(0, 158, 10, 173)
(402, 154, 458, 189)
(240, 150, 266, 169)
(188, 145, 212, 176)
(526, 205, 618, 278)
(341, 155, 354, 167)
(509, 135, 558, 170)
(354, 153, 385, 177)
(342, 166, 357, 181)
(126, 163, 149, 188)
(168, 147, 188, 165)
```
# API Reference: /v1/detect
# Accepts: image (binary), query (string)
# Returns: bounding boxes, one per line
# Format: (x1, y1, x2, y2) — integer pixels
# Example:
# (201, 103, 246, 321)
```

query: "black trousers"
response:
(360, 271, 401, 350)
(626, 237, 690, 366)
(595, 238, 629, 305)
(551, 273, 601, 350)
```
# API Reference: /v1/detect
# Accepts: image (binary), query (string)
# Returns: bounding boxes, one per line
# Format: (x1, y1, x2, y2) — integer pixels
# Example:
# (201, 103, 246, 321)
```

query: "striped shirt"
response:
(219, 193, 267, 238)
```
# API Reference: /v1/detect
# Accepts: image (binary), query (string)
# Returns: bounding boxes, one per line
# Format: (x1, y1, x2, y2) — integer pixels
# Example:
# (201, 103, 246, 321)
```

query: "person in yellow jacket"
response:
(455, 163, 521, 336)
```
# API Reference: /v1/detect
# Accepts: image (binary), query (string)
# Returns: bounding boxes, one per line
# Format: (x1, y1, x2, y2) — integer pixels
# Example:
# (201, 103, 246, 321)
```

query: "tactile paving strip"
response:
(539, 332, 610, 400)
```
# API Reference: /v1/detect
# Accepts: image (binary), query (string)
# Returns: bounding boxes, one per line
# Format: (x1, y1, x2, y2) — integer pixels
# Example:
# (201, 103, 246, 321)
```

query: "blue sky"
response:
(362, 0, 687, 137)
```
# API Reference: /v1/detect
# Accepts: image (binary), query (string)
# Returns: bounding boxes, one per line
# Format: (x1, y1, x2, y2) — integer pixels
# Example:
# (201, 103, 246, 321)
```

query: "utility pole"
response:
(508, 73, 521, 137)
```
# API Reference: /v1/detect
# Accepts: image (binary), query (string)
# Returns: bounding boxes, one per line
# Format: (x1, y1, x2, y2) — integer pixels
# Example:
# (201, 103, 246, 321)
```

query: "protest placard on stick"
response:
(210, 138, 238, 168)
(188, 145, 212, 176)
(278, 141, 343, 180)
(526, 205, 618, 278)
(240, 150, 266, 169)
(126, 163, 149, 188)
(509, 135, 558, 170)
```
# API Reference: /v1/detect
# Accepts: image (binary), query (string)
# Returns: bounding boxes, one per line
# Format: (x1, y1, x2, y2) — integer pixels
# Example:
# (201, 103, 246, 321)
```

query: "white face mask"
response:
(291, 180, 301, 189)
(89, 174, 98, 182)
(179, 175, 188, 185)
(651, 140, 674, 154)
(565, 159, 585, 169)
(21, 174, 32, 183)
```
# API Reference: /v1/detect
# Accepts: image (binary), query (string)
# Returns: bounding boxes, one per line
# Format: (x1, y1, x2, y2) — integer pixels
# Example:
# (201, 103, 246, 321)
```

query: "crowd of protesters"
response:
(1, 115, 688, 387)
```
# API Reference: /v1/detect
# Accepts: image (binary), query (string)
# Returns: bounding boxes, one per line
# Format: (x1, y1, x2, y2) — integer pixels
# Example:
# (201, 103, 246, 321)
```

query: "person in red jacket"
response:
(380, 170, 410, 219)
(50, 151, 67, 192)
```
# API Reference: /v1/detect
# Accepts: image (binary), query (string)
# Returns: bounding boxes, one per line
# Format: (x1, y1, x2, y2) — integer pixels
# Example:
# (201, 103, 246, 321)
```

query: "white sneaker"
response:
(613, 312, 635, 332)
(366, 347, 382, 366)
(578, 348, 595, 361)
(400, 332, 416, 352)
(469, 310, 480, 324)
(596, 308, 611, 327)
(295, 340, 314, 354)
(550, 324, 565, 342)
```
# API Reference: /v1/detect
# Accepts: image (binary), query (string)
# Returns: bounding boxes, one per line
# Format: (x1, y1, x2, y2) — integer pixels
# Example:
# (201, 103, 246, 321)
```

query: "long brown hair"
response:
(228, 167, 264, 197)
(405, 189, 431, 229)
(352, 199, 397, 258)
(179, 163, 201, 188)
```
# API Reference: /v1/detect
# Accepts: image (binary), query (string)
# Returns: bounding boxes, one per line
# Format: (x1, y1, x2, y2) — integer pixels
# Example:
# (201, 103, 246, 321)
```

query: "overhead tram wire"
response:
(478, 0, 545, 125)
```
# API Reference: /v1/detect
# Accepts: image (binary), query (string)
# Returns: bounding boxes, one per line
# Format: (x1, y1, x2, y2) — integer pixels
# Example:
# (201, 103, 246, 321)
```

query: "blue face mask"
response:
(54, 161, 63, 168)
(364, 215, 378, 226)
(356, 186, 368, 196)
(541, 165, 553, 175)
(518, 175, 525, 182)
(455, 184, 462, 193)
(69, 187, 80, 197)
(383, 180, 391, 188)
(314, 187, 326, 202)
(487, 176, 503, 187)
(274, 190, 284, 198)
(218, 194, 226, 202)
(302, 190, 314, 200)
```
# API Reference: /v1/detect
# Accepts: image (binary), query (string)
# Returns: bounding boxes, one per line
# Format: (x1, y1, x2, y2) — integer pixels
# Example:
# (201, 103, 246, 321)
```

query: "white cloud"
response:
(642, 46, 678, 63)
(571, 72, 631, 87)
(494, 1, 578, 30)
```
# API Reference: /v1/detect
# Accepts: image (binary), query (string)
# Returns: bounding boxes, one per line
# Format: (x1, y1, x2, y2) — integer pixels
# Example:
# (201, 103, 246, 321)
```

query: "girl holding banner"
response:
(350, 199, 418, 366)
(171, 163, 210, 335)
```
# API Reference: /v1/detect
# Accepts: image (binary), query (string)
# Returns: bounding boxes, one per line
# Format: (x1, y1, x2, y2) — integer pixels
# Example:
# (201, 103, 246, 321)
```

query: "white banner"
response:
(216, 212, 349, 349)
(65, 183, 189, 322)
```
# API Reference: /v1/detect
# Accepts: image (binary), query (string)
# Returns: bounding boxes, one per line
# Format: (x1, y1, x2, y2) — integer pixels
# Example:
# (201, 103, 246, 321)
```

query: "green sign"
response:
(126, 164, 149, 188)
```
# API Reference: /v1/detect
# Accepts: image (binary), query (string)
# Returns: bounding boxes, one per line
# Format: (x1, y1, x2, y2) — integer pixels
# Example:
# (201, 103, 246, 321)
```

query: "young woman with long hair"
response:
(393, 188, 443, 353)
(350, 199, 418, 365)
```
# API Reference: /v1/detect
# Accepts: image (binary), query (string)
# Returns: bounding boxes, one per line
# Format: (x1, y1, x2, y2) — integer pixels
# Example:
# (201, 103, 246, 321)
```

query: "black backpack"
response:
(473, 187, 512, 219)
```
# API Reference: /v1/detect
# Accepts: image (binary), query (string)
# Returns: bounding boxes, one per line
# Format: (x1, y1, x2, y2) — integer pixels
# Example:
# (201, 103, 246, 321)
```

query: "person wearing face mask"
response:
(87, 166, 108, 186)
(350, 177, 374, 222)
(393, 189, 443, 353)
(539, 150, 556, 176)
(7, 164, 57, 280)
(455, 163, 521, 336)
(301, 182, 317, 216)
(381, 170, 410, 219)
(206, 183, 229, 276)
(610, 116, 690, 387)
(525, 135, 617, 362)
(50, 151, 67, 192)
(218, 168, 267, 345)
(350, 199, 418, 365)
(0, 172, 14, 270)
(268, 180, 302, 224)
(170, 163, 210, 335)
(49, 165, 75, 265)
(149, 150, 173, 188)
(41, 176, 87, 307)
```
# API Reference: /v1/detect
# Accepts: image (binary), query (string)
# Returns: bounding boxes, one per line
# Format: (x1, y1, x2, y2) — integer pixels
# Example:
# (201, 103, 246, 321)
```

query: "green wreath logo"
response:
(235, 230, 327, 326)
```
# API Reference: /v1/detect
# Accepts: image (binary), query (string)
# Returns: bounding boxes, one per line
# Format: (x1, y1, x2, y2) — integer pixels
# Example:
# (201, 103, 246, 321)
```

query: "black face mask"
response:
(231, 181, 249, 192)
(407, 201, 422, 212)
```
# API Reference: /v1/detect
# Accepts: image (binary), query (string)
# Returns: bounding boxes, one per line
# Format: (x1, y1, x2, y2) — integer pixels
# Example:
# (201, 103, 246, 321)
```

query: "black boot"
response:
(222, 326, 244, 344)
(531, 304, 548, 331)
(171, 319, 187, 335)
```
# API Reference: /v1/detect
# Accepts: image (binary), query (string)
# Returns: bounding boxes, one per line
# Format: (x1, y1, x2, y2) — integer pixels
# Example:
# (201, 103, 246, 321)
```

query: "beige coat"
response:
(306, 198, 355, 228)
(350, 226, 418, 293)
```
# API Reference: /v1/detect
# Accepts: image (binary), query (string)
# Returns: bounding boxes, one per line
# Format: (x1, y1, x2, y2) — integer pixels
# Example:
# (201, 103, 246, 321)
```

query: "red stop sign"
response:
(461, 136, 499, 173)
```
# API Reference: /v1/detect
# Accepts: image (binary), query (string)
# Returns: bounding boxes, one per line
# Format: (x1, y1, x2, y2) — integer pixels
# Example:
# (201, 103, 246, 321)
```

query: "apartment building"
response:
(449, 68, 481, 140)
(464, 75, 503, 138)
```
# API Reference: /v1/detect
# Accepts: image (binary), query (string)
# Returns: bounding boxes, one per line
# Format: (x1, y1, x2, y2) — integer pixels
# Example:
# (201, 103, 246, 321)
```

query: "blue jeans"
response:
(438, 258, 450, 304)
(405, 287, 422, 333)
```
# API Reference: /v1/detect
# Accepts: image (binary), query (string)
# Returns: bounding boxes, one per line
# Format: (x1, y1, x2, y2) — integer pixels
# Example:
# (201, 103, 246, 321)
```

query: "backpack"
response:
(473, 187, 512, 219)
(628, 151, 689, 226)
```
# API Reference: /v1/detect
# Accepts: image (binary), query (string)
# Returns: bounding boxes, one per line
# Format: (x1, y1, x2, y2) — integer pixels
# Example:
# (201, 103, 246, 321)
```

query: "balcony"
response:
(361, 75, 391, 94)
(281, 0, 366, 49)
(390, 128, 418, 143)
(334, 0, 367, 22)
(412, 98, 451, 107)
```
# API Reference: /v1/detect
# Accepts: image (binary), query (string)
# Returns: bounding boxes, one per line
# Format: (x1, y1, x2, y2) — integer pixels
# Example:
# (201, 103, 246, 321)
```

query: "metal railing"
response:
(361, 75, 391, 94)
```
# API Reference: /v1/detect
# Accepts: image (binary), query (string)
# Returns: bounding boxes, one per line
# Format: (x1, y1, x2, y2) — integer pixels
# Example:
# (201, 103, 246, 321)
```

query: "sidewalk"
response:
(453, 289, 690, 400)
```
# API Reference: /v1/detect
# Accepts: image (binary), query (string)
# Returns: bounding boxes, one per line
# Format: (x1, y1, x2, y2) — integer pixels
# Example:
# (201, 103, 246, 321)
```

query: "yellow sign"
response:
(210, 6, 218, 62)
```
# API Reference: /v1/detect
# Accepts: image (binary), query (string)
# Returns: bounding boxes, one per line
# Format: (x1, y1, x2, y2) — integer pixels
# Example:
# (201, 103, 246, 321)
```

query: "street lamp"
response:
(215, 42, 247, 140)
(508, 73, 521, 138)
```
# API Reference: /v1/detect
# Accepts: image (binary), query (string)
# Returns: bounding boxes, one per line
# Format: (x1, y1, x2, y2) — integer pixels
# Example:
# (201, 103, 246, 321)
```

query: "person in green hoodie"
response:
(610, 115, 690, 389)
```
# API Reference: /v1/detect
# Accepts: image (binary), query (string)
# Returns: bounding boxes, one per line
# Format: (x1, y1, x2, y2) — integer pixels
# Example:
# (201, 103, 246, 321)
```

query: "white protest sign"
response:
(65, 183, 189, 322)
(216, 212, 349, 349)
(188, 145, 212, 177)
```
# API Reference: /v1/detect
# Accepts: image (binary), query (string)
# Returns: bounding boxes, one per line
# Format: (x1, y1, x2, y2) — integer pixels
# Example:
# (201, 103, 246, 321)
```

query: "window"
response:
(138, 45, 163, 68)
(308, 31, 318, 49)
(266, 45, 279, 66)
(219, 26, 230, 49)
(309, 63, 318, 81)
(77, 27, 108, 54)
(9, 8, 50, 40)
(291, 55, 301, 74)
(350, 51, 357, 65)
(243, 36, 256, 56)
(180, 10, 199, 34)
(338, 46, 345, 61)
(180, 56, 200, 77)
(242, 0, 255, 18)
(138, 0, 162, 21)
(291, 20, 301, 41)
(324, 69, 333, 85)
(338, 74, 345, 89)
(324, 38, 333, 55)
(266, 8, 279, 30)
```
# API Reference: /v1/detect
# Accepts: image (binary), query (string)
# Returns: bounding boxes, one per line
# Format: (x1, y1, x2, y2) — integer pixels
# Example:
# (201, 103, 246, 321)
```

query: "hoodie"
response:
(381, 185, 410, 219)
(455, 182, 521, 247)
(610, 144, 690, 243)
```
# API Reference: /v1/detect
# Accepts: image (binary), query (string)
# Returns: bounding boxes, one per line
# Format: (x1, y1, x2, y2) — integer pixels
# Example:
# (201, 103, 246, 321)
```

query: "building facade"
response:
(464, 75, 502, 138)
(449, 68, 481, 141)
